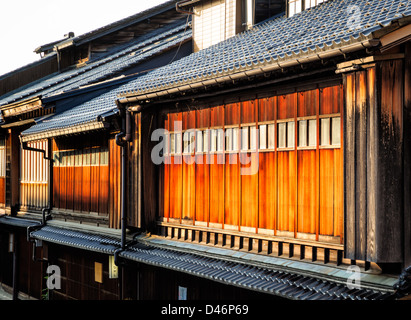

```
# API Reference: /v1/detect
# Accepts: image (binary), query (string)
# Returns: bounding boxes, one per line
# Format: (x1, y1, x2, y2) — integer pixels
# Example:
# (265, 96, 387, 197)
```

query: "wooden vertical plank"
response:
(225, 153, 240, 226)
(354, 70, 367, 260)
(274, 96, 278, 235)
(240, 100, 258, 229)
(404, 44, 411, 267)
(319, 148, 334, 236)
(74, 152, 82, 212)
(90, 152, 100, 213)
(82, 151, 91, 214)
(294, 94, 298, 238)
(195, 153, 209, 223)
(376, 59, 404, 262)
(344, 73, 356, 259)
(182, 111, 196, 222)
(333, 147, 343, 238)
(99, 165, 109, 215)
(277, 151, 295, 232)
(240, 153, 258, 228)
(109, 140, 114, 226)
(163, 114, 170, 222)
(258, 151, 275, 230)
(209, 153, 224, 225)
(366, 68, 377, 258)
(52, 140, 60, 209)
(66, 152, 74, 211)
(182, 153, 195, 222)
(297, 150, 316, 234)
(316, 89, 321, 241)
(209, 106, 224, 226)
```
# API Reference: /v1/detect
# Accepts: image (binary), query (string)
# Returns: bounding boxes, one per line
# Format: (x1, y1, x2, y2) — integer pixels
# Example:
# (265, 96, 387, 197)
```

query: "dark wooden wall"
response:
(404, 43, 411, 268)
(0, 135, 5, 206)
(0, 228, 44, 299)
(124, 262, 283, 300)
(344, 59, 405, 264)
(5, 129, 21, 214)
(48, 244, 119, 300)
(127, 113, 142, 228)
(0, 56, 58, 96)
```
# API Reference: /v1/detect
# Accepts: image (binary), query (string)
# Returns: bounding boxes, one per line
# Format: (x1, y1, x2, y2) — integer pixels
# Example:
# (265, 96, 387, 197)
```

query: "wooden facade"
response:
(20, 139, 49, 211)
(344, 54, 409, 264)
(51, 133, 121, 228)
(0, 136, 5, 207)
(159, 84, 344, 248)
(192, 0, 242, 52)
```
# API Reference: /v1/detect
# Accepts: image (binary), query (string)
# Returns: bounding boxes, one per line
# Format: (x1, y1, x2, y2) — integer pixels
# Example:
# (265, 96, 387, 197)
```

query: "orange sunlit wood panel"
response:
(0, 178, 5, 205)
(182, 154, 195, 221)
(258, 152, 276, 230)
(297, 150, 316, 234)
(195, 154, 209, 223)
(240, 152, 258, 229)
(74, 164, 82, 212)
(319, 149, 334, 235)
(277, 151, 296, 232)
(225, 154, 240, 226)
(209, 153, 224, 224)
(160, 85, 344, 242)
(169, 155, 182, 220)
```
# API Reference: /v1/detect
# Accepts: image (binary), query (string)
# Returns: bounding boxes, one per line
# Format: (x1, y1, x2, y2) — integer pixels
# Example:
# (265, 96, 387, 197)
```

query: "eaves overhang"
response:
(118, 37, 380, 105)
(26, 223, 399, 300)
(20, 120, 108, 143)
(118, 9, 411, 106)
(0, 96, 42, 118)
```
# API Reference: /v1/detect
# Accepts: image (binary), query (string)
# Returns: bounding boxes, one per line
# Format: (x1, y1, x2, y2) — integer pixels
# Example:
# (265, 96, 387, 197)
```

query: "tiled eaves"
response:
(20, 27, 192, 140)
(27, 224, 398, 300)
(117, 0, 411, 102)
(0, 20, 190, 108)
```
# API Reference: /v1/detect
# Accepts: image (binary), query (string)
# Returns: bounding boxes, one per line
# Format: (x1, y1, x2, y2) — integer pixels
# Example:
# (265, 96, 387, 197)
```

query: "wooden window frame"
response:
(319, 114, 341, 149)
(297, 116, 317, 150)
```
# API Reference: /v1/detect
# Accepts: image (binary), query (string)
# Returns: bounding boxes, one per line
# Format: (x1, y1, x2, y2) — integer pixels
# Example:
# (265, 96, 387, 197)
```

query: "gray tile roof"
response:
(118, 0, 411, 99)
(20, 24, 192, 139)
(0, 215, 41, 228)
(30, 225, 121, 254)
(0, 18, 190, 107)
(27, 224, 396, 300)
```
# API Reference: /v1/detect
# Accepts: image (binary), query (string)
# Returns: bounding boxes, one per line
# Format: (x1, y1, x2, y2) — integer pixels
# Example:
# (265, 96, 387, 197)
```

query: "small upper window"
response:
(320, 116, 341, 147)
(288, 0, 328, 17)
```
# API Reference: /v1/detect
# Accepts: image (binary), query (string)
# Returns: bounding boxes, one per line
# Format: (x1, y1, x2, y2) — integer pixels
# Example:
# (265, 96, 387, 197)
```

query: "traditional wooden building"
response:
(0, 1, 193, 300)
(1, 0, 411, 302)
(113, 0, 411, 299)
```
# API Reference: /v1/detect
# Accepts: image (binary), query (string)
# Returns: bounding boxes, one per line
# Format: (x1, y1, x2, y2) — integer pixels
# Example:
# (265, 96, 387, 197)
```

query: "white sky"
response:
(0, 0, 169, 76)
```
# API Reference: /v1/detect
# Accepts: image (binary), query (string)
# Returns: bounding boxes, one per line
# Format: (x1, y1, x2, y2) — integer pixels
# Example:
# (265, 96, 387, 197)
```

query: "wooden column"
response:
(344, 60, 404, 264)
(404, 43, 411, 268)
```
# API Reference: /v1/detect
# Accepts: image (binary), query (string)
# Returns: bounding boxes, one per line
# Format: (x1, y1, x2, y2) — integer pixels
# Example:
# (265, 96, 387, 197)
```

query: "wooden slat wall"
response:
(0, 137, 5, 206)
(20, 140, 49, 210)
(193, 0, 238, 52)
(52, 136, 117, 227)
(109, 139, 121, 229)
(209, 106, 224, 226)
(161, 85, 344, 243)
(344, 61, 404, 263)
(404, 43, 411, 268)
(127, 112, 141, 228)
